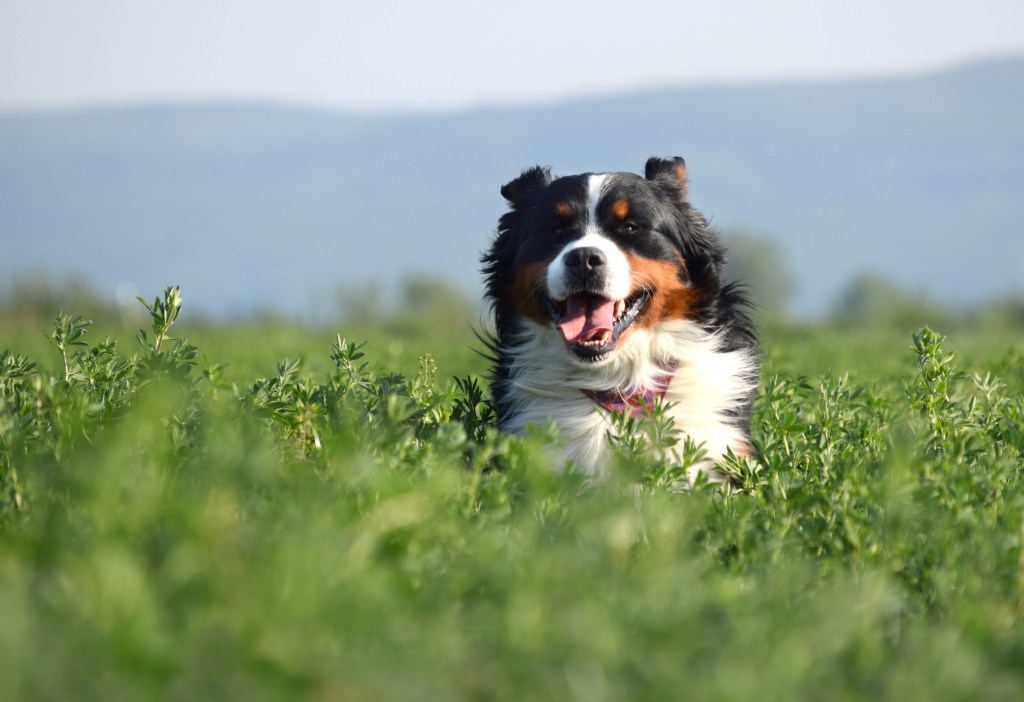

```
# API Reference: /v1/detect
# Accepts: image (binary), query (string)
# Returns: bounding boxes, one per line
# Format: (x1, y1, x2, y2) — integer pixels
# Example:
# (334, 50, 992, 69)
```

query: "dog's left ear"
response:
(644, 156, 688, 200)
(500, 166, 553, 206)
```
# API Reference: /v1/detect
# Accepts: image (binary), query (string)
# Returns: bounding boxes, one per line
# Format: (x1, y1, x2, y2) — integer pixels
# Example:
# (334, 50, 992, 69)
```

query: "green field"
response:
(2, 287, 1024, 701)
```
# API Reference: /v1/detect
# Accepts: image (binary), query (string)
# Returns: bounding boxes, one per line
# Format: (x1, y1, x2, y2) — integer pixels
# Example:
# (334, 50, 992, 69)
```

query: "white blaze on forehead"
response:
(587, 173, 609, 228)
(546, 173, 631, 302)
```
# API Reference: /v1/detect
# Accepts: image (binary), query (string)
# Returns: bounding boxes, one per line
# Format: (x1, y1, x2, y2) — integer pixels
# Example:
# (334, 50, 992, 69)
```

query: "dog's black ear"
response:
(644, 156, 688, 200)
(500, 166, 553, 205)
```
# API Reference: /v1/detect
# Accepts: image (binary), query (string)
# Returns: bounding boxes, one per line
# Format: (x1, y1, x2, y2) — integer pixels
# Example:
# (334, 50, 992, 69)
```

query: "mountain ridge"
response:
(1, 56, 1021, 318)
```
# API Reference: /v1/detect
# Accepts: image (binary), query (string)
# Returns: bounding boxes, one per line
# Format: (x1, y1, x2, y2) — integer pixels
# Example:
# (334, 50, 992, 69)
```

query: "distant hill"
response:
(1, 56, 1022, 319)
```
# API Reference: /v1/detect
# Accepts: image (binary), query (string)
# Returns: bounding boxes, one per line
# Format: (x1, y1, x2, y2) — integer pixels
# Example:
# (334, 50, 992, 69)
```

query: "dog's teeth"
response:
(578, 333, 611, 348)
(614, 300, 625, 319)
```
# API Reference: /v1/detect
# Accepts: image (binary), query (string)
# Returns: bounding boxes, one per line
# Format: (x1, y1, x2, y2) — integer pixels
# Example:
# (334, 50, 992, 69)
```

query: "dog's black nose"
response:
(563, 247, 606, 274)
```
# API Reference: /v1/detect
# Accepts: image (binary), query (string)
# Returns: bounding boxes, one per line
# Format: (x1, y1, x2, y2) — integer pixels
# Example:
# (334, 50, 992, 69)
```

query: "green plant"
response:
(1, 289, 1023, 701)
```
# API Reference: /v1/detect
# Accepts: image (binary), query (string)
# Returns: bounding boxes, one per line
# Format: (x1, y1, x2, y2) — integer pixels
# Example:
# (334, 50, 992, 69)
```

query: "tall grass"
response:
(1, 287, 1023, 700)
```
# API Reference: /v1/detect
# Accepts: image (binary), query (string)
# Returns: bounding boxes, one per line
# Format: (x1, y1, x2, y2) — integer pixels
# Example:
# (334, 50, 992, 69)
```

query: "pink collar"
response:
(581, 362, 677, 418)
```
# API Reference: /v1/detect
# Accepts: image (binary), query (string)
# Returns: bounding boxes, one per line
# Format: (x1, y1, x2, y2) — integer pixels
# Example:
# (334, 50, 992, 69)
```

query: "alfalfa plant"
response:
(135, 285, 197, 382)
(0, 350, 38, 513)
(48, 312, 92, 382)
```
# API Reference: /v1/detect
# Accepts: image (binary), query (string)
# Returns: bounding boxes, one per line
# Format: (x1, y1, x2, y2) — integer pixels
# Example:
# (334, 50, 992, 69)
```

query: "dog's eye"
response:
(620, 221, 640, 234)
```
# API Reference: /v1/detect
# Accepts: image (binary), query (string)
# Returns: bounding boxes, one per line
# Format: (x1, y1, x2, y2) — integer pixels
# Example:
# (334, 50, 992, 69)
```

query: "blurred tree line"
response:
(721, 232, 794, 321)
(335, 276, 480, 336)
(722, 232, 1024, 331)
(0, 274, 121, 327)
(2, 255, 1023, 334)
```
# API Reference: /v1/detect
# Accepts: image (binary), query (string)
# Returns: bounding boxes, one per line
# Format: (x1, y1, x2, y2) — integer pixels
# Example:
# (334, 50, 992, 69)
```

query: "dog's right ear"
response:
(500, 166, 552, 205)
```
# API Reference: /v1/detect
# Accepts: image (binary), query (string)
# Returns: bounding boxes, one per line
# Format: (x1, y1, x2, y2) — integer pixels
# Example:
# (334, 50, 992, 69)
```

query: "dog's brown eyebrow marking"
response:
(553, 201, 572, 217)
(611, 198, 630, 220)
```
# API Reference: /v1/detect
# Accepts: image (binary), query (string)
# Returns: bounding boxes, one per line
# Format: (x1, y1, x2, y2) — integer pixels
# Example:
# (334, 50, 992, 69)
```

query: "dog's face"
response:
(484, 157, 726, 365)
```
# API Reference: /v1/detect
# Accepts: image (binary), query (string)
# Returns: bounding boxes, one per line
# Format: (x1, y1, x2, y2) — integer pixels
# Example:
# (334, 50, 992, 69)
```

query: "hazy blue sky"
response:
(2, 0, 1023, 110)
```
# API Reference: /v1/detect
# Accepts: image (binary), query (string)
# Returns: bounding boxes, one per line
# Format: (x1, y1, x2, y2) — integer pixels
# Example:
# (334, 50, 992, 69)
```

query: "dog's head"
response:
(484, 157, 729, 365)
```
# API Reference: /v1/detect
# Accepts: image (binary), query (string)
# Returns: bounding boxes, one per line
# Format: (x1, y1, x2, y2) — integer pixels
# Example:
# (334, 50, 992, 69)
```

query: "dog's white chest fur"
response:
(501, 319, 758, 482)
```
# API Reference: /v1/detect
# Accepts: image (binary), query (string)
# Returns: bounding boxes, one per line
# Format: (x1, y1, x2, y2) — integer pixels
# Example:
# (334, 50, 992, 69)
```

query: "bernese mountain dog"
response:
(482, 156, 759, 483)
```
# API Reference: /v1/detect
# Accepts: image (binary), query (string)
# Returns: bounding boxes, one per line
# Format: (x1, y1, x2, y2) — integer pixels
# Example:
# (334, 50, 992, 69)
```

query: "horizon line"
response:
(1, 52, 1020, 119)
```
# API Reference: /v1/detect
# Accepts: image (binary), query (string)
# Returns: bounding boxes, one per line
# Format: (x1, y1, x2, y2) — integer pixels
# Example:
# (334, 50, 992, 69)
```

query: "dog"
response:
(482, 156, 759, 482)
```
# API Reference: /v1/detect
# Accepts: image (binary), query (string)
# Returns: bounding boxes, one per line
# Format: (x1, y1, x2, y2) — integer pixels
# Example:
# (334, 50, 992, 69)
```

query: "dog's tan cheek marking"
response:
(506, 259, 554, 325)
(625, 255, 697, 330)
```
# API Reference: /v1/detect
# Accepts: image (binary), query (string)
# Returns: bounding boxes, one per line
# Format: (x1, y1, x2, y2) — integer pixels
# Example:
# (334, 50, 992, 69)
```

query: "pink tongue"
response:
(557, 294, 617, 343)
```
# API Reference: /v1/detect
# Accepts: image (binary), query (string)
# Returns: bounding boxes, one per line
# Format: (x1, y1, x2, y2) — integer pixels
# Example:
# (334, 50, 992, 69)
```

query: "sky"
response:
(2, 0, 1024, 112)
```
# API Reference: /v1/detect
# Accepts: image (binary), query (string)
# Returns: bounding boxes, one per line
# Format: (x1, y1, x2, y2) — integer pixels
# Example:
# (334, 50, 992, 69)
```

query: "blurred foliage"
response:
(0, 286, 1023, 699)
(722, 231, 795, 320)
(830, 273, 954, 330)
(0, 273, 120, 327)
(826, 273, 1024, 336)
(972, 294, 1024, 329)
(336, 276, 480, 335)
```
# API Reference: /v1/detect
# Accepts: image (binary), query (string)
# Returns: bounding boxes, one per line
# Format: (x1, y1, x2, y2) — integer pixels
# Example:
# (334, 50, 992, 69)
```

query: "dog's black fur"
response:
(482, 157, 758, 478)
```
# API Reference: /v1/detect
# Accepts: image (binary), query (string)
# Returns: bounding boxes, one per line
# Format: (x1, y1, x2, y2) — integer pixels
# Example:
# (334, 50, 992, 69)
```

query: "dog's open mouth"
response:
(542, 289, 652, 361)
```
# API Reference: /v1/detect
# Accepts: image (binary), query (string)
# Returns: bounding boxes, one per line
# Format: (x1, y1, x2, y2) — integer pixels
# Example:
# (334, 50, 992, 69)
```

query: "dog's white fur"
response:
(500, 318, 758, 482)
(546, 231, 633, 302)
(546, 175, 632, 302)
